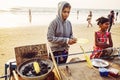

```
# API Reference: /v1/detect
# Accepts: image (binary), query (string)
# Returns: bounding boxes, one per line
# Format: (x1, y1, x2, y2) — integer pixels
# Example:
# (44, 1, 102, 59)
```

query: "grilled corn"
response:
(33, 61, 41, 74)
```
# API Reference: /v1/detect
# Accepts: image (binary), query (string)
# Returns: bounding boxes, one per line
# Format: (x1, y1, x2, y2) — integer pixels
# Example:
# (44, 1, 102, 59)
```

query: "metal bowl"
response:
(17, 58, 54, 80)
(91, 59, 109, 68)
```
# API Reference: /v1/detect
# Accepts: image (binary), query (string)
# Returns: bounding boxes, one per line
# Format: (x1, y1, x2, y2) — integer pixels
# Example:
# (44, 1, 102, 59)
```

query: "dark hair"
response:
(62, 3, 71, 10)
(110, 10, 114, 13)
(96, 17, 109, 25)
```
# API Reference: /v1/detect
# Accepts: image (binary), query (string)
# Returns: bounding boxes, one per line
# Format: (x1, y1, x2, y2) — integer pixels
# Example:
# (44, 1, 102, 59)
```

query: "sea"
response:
(0, 7, 120, 28)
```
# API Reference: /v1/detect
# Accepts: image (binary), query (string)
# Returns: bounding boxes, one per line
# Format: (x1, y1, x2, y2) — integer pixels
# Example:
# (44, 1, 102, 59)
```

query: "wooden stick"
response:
(47, 44, 62, 80)
(10, 75, 13, 80)
(12, 70, 19, 80)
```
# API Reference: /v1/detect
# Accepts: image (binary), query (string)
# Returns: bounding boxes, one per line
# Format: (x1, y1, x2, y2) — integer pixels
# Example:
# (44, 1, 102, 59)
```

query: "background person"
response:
(86, 11, 93, 27)
(115, 12, 118, 21)
(108, 10, 115, 32)
(29, 9, 32, 23)
(77, 10, 79, 20)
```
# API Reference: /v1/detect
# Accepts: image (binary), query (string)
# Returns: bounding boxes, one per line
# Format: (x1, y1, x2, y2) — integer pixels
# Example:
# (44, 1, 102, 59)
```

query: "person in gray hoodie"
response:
(47, 1, 77, 64)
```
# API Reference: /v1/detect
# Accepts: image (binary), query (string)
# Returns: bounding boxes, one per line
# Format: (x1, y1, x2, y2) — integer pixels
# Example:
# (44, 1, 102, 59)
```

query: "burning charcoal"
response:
(27, 64, 32, 70)
(22, 68, 28, 75)
(31, 70, 37, 76)
(41, 68, 48, 74)
(22, 64, 33, 76)
(22, 65, 31, 75)
(40, 62, 48, 68)
(41, 65, 47, 70)
(31, 68, 41, 76)
(48, 66, 51, 69)
(31, 64, 34, 70)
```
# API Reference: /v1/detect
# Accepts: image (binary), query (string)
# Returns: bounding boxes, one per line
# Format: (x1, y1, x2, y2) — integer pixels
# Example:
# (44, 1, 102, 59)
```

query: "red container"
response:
(109, 72, 118, 77)
(108, 68, 119, 78)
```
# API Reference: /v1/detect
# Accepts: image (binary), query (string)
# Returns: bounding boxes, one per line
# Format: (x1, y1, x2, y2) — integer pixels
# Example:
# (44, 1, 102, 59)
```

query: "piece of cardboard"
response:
(14, 43, 48, 66)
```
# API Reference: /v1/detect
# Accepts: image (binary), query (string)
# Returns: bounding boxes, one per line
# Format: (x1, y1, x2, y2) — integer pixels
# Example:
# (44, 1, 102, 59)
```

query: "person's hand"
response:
(72, 37, 77, 43)
(68, 38, 77, 45)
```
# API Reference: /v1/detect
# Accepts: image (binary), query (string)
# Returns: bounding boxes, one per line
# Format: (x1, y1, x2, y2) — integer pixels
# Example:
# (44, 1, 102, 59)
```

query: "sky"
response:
(0, 0, 120, 10)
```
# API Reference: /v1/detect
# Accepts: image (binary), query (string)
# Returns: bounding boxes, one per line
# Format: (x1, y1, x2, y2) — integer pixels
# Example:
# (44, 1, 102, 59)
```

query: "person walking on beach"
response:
(108, 10, 115, 32)
(115, 12, 118, 21)
(86, 11, 93, 27)
(29, 9, 32, 23)
(90, 17, 113, 59)
(77, 10, 79, 20)
(47, 1, 77, 64)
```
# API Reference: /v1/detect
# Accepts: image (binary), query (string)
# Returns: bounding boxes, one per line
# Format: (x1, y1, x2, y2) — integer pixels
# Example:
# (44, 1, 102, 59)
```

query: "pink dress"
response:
(90, 31, 110, 59)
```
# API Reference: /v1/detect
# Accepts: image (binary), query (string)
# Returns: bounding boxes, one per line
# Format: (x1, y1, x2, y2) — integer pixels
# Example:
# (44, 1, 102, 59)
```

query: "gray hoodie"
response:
(47, 1, 73, 52)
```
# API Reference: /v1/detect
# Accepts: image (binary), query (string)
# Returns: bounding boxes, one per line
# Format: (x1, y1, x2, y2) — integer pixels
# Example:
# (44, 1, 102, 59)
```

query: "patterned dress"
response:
(90, 31, 110, 59)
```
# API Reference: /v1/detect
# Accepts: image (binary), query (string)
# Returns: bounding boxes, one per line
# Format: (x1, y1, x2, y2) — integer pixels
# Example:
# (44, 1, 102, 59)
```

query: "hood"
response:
(57, 1, 68, 21)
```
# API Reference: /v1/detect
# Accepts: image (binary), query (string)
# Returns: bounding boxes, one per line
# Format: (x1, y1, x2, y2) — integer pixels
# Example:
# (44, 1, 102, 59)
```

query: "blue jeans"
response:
(53, 50, 68, 64)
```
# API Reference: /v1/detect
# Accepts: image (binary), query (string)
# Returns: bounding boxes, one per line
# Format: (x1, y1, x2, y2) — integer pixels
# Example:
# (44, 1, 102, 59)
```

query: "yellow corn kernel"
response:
(33, 61, 41, 74)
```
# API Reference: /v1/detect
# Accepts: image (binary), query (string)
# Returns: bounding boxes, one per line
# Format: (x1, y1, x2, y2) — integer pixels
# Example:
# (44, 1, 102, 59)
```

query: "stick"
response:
(12, 70, 19, 80)
(47, 44, 62, 80)
(10, 75, 13, 80)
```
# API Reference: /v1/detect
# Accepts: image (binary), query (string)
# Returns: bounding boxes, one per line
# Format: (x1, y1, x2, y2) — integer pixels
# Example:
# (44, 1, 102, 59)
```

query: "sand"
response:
(0, 23, 120, 78)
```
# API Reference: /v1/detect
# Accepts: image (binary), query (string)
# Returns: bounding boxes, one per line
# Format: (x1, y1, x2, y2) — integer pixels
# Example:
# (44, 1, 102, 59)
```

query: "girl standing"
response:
(47, 1, 77, 64)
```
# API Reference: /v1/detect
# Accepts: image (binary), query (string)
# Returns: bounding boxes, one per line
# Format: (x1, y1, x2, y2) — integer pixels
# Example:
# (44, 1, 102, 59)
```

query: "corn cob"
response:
(33, 61, 41, 74)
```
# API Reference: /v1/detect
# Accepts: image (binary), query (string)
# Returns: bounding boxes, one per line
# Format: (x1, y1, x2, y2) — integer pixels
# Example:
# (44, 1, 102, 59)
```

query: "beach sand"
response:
(0, 23, 120, 78)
